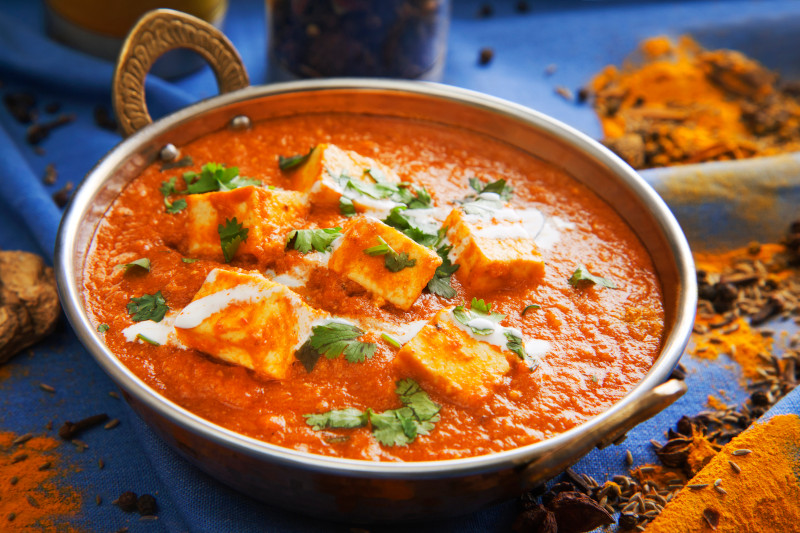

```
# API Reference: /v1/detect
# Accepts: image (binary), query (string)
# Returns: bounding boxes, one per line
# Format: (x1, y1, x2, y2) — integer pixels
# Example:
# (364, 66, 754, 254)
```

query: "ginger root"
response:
(0, 251, 59, 363)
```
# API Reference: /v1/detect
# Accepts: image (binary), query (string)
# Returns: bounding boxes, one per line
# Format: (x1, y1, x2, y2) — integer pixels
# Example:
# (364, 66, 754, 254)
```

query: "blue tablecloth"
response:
(1, 1, 799, 531)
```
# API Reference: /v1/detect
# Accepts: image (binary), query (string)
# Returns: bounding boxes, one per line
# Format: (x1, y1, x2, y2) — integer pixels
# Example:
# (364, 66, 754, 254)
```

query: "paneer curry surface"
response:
(83, 114, 665, 461)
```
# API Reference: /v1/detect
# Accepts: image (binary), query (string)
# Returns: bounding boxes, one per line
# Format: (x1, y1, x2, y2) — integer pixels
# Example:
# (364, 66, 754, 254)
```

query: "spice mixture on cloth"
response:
(589, 36, 800, 169)
(513, 222, 800, 532)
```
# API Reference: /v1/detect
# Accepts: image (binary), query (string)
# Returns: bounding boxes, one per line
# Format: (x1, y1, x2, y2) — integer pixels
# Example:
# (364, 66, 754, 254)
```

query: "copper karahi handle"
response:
(112, 8, 250, 137)
(523, 378, 687, 488)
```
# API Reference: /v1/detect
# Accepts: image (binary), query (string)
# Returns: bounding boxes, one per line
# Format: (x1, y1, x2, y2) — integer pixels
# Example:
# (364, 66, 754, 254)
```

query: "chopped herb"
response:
(339, 196, 355, 217)
(303, 408, 368, 430)
(521, 304, 541, 316)
(159, 177, 178, 197)
(591, 374, 599, 383)
(452, 297, 505, 335)
(114, 258, 150, 273)
(97, 324, 109, 334)
(363, 237, 417, 272)
(504, 331, 539, 371)
(304, 379, 440, 447)
(159, 155, 194, 172)
(382, 206, 440, 247)
(569, 264, 617, 289)
(181, 257, 199, 264)
(126, 291, 168, 323)
(183, 163, 260, 194)
(278, 147, 315, 171)
(467, 177, 514, 201)
(381, 333, 402, 349)
(136, 333, 160, 346)
(427, 242, 460, 298)
(303, 321, 376, 366)
(286, 227, 342, 254)
(218, 217, 249, 263)
(165, 198, 187, 214)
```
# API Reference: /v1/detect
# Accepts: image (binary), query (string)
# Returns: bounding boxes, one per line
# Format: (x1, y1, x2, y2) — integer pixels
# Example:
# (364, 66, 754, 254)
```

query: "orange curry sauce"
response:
(83, 114, 664, 461)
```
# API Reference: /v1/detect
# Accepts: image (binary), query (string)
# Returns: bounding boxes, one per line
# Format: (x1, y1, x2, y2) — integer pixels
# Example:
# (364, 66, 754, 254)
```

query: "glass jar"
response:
(267, 0, 450, 81)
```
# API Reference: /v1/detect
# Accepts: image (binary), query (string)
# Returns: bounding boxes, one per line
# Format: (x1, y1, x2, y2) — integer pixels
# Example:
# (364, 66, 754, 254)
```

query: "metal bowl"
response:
(55, 10, 696, 523)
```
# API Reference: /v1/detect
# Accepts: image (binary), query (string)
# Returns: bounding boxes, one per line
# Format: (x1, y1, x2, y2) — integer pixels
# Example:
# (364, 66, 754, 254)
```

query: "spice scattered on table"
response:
(52, 181, 74, 207)
(43, 163, 57, 185)
(479, 47, 494, 66)
(58, 413, 109, 440)
(26, 114, 75, 145)
(3, 92, 37, 124)
(587, 36, 800, 168)
(93, 105, 118, 132)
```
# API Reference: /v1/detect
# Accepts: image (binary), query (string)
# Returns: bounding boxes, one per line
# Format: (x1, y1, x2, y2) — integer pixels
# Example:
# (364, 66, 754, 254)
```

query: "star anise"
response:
(513, 491, 613, 533)
(654, 435, 693, 468)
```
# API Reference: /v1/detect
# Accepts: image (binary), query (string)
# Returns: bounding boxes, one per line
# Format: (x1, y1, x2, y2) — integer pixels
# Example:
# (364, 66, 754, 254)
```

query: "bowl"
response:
(55, 9, 696, 522)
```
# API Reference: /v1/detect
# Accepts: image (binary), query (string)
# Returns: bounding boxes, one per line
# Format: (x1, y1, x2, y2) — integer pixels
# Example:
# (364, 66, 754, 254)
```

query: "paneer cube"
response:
(328, 216, 442, 310)
(183, 186, 307, 261)
(444, 207, 545, 293)
(174, 269, 327, 380)
(289, 144, 400, 208)
(394, 308, 510, 406)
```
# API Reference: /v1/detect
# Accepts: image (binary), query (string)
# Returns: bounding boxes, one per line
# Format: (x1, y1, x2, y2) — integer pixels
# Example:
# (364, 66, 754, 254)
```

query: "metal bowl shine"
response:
(55, 10, 696, 524)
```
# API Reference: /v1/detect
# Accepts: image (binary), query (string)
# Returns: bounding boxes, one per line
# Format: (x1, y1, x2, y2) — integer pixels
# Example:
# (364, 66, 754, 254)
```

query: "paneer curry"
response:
(83, 113, 665, 461)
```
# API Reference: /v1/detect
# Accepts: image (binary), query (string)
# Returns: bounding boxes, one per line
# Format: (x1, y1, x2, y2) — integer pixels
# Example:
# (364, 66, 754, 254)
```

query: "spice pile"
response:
(514, 222, 800, 532)
(588, 36, 800, 169)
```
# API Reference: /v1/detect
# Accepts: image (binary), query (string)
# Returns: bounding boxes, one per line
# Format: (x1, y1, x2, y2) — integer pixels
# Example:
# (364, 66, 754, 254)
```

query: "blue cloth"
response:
(1, 1, 799, 531)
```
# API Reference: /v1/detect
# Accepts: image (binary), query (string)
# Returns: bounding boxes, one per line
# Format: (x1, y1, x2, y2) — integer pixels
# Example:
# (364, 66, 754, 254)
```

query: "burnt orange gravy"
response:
(83, 113, 664, 461)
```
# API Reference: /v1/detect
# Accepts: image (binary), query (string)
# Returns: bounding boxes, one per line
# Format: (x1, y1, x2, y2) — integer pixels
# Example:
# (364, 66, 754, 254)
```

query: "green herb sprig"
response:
(568, 265, 617, 289)
(452, 298, 505, 335)
(364, 237, 416, 273)
(286, 227, 342, 254)
(114, 258, 150, 273)
(218, 217, 249, 263)
(296, 321, 377, 372)
(126, 291, 168, 323)
(278, 147, 315, 171)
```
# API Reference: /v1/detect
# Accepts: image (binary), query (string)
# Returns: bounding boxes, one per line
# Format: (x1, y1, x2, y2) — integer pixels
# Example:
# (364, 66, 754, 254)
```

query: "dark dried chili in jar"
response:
(267, 0, 450, 80)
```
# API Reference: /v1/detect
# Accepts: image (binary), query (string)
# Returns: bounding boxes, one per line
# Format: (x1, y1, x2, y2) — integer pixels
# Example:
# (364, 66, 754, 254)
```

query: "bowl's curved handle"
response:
(112, 8, 250, 137)
(523, 378, 687, 488)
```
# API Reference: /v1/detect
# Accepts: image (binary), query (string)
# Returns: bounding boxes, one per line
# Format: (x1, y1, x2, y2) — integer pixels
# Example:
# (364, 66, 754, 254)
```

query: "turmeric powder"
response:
(590, 36, 800, 169)
(0, 431, 81, 531)
(645, 414, 800, 532)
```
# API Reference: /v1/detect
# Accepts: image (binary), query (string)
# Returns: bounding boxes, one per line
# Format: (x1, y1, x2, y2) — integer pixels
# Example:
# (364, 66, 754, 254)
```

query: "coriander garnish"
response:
(504, 331, 539, 371)
(363, 237, 417, 273)
(521, 304, 541, 316)
(296, 321, 377, 372)
(114, 258, 150, 273)
(303, 379, 440, 447)
(568, 264, 617, 289)
(339, 196, 355, 217)
(184, 163, 260, 194)
(278, 147, 315, 171)
(381, 333, 402, 349)
(218, 217, 248, 263)
(97, 324, 109, 334)
(126, 291, 168, 323)
(452, 298, 504, 335)
(468, 177, 514, 200)
(136, 333, 160, 346)
(181, 257, 199, 264)
(286, 227, 342, 254)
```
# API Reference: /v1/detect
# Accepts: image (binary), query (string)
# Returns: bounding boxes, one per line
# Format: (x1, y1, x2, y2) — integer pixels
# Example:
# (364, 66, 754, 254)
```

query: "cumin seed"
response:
(7, 512, 16, 522)
(39, 383, 55, 393)
(714, 478, 722, 487)
(714, 485, 727, 495)
(104, 419, 120, 430)
(10, 476, 19, 485)
(729, 460, 741, 473)
(11, 433, 33, 446)
(688, 483, 709, 490)
(38, 461, 51, 471)
(732, 448, 752, 456)
(11, 453, 28, 464)
(625, 449, 633, 466)
(26, 495, 40, 508)
(639, 466, 656, 473)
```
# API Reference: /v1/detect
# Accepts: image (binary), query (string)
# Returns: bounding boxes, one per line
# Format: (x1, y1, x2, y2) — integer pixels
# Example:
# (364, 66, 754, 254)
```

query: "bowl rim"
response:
(55, 78, 697, 478)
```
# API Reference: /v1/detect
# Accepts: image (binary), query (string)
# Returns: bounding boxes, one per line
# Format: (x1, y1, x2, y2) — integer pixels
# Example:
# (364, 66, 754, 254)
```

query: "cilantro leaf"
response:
(183, 163, 259, 194)
(395, 378, 441, 421)
(114, 258, 150, 273)
(304, 322, 376, 367)
(181, 257, 199, 264)
(370, 410, 412, 446)
(165, 198, 187, 214)
(278, 147, 315, 171)
(136, 333, 160, 346)
(467, 178, 514, 201)
(339, 196, 356, 217)
(159, 177, 178, 197)
(286, 227, 342, 254)
(505, 331, 539, 371)
(363, 237, 416, 273)
(218, 217, 249, 263)
(382, 207, 440, 248)
(426, 242, 460, 298)
(568, 264, 617, 289)
(97, 324, 109, 333)
(303, 408, 368, 430)
(521, 304, 541, 316)
(452, 297, 505, 335)
(126, 291, 168, 323)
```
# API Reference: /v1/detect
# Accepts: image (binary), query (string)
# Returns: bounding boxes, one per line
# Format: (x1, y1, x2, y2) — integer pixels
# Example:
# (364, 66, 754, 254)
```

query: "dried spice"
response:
(58, 413, 109, 440)
(93, 105, 118, 132)
(52, 181, 74, 208)
(514, 489, 613, 533)
(43, 163, 57, 185)
(26, 114, 75, 145)
(589, 36, 800, 168)
(115, 491, 138, 513)
(268, 0, 450, 79)
(479, 48, 494, 66)
(136, 494, 157, 516)
(4, 92, 36, 123)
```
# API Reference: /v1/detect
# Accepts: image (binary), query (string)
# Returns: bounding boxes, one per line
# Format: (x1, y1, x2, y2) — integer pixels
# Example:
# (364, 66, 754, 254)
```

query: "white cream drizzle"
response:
(174, 283, 277, 330)
(449, 310, 551, 360)
(122, 314, 187, 349)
